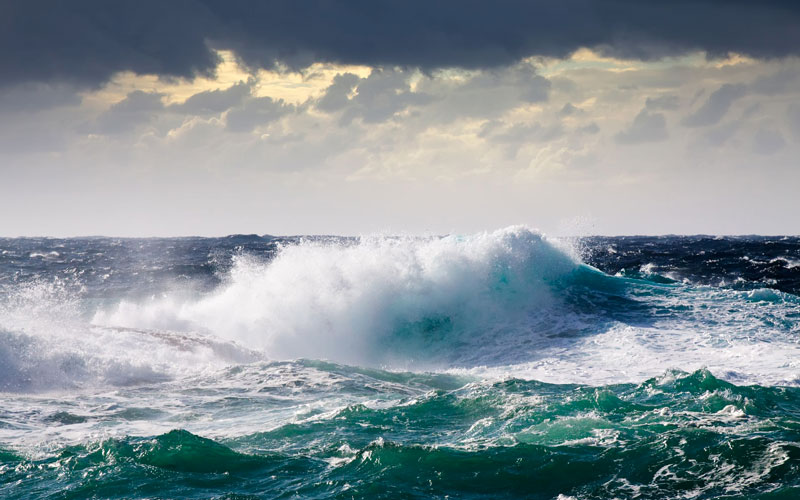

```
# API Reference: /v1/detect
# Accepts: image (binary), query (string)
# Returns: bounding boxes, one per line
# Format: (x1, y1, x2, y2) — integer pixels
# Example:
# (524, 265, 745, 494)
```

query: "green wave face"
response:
(3, 369, 800, 500)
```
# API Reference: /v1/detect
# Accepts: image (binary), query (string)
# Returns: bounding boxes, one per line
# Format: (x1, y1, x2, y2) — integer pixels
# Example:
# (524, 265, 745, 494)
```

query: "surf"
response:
(94, 226, 591, 367)
(2, 226, 799, 392)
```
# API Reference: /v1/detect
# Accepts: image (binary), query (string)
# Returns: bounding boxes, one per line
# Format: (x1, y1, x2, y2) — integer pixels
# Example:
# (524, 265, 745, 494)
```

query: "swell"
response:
(3, 370, 800, 500)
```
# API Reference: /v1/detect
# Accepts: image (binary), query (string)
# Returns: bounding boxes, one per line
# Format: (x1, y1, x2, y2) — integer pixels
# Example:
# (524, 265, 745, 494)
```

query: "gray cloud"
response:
(788, 104, 800, 138)
(316, 69, 433, 124)
(3, 1, 800, 90)
(224, 96, 293, 133)
(682, 83, 747, 127)
(741, 103, 762, 120)
(702, 122, 741, 148)
(0, 119, 72, 155)
(517, 71, 552, 103)
(414, 65, 551, 124)
(0, 83, 82, 113)
(752, 128, 786, 155)
(170, 81, 253, 115)
(316, 73, 361, 113)
(559, 103, 582, 116)
(0, 1, 219, 89)
(480, 121, 564, 143)
(93, 91, 165, 134)
(751, 69, 800, 96)
(615, 109, 668, 144)
(577, 122, 600, 135)
(645, 95, 679, 111)
(479, 120, 564, 158)
(336, 70, 433, 124)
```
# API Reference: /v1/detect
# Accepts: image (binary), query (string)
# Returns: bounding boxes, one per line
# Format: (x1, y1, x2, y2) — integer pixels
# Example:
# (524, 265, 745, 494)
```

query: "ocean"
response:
(1, 226, 799, 499)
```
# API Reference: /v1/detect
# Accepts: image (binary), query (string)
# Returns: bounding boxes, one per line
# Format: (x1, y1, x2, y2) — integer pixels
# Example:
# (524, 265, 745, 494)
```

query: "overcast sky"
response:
(2, 0, 800, 236)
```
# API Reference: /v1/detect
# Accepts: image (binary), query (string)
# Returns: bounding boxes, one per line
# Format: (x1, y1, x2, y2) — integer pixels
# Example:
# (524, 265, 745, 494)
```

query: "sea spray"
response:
(94, 226, 583, 366)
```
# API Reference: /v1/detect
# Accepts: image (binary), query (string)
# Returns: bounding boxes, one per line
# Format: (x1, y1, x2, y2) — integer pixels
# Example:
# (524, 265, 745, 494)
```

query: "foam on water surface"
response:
(0, 226, 798, 391)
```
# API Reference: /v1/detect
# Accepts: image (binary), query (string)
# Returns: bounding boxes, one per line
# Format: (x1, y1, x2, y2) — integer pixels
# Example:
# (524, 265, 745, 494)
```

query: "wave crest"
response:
(95, 226, 584, 366)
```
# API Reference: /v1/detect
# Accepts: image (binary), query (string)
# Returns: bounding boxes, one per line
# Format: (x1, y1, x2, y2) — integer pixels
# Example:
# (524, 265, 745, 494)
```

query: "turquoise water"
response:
(3, 368, 800, 499)
(1, 228, 799, 498)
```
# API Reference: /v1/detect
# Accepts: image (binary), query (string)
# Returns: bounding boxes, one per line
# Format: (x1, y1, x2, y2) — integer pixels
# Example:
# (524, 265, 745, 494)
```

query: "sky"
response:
(2, 1, 800, 237)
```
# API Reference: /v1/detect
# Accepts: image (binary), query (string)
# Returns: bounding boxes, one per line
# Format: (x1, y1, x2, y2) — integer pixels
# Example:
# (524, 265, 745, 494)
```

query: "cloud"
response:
(93, 90, 165, 134)
(0, 83, 82, 113)
(682, 83, 747, 127)
(702, 122, 741, 148)
(3, 1, 800, 89)
(645, 95, 679, 111)
(751, 69, 800, 96)
(170, 81, 253, 115)
(479, 120, 564, 158)
(485, 122, 564, 144)
(0, 118, 72, 155)
(615, 109, 668, 144)
(315, 73, 361, 113)
(0, 1, 220, 89)
(752, 128, 786, 155)
(559, 103, 582, 116)
(320, 69, 433, 124)
(788, 104, 800, 138)
(224, 96, 293, 132)
(414, 64, 551, 123)
(200, 1, 800, 69)
(577, 122, 600, 135)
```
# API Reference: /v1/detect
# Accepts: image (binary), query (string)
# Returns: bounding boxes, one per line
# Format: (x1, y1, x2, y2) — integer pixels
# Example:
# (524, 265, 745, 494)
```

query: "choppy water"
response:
(1, 227, 799, 499)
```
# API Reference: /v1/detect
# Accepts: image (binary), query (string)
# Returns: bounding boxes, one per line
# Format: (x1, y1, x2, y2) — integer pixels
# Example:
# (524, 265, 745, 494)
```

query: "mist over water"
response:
(2, 227, 800, 498)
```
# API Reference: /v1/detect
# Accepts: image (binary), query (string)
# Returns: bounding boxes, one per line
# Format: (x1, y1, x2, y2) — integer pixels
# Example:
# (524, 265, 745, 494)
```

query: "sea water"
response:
(1, 227, 799, 498)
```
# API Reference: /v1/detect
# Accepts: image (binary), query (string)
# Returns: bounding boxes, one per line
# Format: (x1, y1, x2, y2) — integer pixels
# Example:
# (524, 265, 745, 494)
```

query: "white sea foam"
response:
(771, 256, 800, 269)
(27, 251, 62, 260)
(95, 226, 581, 367)
(0, 279, 259, 392)
(3, 225, 800, 392)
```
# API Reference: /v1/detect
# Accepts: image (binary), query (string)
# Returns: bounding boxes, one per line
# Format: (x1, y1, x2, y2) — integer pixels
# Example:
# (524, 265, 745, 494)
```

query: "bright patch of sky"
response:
(2, 49, 799, 236)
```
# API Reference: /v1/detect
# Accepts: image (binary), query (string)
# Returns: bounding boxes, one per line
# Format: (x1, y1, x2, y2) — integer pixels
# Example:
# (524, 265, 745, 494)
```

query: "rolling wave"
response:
(0, 227, 798, 391)
(94, 226, 593, 367)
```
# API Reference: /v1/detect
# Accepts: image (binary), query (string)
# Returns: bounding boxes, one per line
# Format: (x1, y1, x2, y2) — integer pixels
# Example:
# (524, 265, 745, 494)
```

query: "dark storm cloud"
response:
(3, 1, 800, 89)
(0, 1, 220, 88)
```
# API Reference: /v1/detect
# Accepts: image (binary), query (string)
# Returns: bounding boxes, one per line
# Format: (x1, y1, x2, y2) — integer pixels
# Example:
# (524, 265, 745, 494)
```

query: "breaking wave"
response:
(95, 226, 595, 367)
(2, 226, 800, 391)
